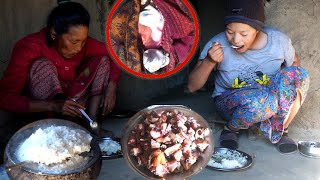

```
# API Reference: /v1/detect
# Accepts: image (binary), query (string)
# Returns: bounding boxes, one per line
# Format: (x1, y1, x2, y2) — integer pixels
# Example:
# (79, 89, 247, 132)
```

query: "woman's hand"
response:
(51, 99, 85, 117)
(101, 81, 117, 116)
(206, 42, 224, 63)
(187, 42, 223, 93)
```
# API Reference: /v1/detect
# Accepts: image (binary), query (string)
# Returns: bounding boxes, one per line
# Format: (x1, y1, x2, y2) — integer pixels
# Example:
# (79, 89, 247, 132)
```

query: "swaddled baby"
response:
(138, 5, 169, 73)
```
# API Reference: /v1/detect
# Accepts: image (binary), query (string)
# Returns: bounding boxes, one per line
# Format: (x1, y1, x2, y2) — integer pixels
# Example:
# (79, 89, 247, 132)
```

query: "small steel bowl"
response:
(98, 137, 122, 160)
(298, 141, 320, 158)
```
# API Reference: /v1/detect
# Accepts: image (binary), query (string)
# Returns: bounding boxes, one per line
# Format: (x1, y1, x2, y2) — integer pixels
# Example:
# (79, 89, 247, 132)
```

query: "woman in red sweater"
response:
(0, 1, 121, 133)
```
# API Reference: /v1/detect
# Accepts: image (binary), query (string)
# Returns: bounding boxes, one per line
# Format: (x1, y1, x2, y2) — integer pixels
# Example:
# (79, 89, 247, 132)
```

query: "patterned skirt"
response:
(214, 66, 310, 143)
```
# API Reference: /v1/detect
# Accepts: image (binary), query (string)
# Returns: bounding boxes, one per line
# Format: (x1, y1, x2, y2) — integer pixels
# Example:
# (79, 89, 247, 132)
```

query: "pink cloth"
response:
(153, 0, 195, 72)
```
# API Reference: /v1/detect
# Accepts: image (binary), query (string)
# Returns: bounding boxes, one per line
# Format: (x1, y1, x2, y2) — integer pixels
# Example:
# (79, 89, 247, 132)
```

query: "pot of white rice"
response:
(4, 119, 102, 180)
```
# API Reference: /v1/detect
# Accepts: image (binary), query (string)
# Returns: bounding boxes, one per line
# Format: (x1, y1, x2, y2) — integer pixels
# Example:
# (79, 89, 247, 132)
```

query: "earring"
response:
(51, 34, 56, 40)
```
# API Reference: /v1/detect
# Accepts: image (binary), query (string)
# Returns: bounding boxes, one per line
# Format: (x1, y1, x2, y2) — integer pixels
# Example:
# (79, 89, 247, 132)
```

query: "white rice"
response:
(208, 149, 248, 169)
(37, 155, 89, 174)
(99, 139, 121, 155)
(17, 126, 92, 165)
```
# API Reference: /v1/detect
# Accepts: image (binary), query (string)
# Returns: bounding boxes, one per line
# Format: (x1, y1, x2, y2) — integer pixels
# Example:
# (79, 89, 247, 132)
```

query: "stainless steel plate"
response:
(298, 141, 320, 158)
(98, 137, 123, 160)
(207, 147, 253, 171)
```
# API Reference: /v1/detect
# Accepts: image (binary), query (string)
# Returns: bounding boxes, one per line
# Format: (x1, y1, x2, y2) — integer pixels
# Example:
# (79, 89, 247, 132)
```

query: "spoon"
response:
(6, 161, 34, 171)
(230, 45, 242, 49)
(70, 98, 99, 132)
(79, 108, 99, 132)
(210, 43, 241, 49)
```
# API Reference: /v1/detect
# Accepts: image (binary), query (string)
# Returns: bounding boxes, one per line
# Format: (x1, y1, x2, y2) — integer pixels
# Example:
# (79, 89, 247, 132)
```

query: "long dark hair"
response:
(46, 0, 90, 44)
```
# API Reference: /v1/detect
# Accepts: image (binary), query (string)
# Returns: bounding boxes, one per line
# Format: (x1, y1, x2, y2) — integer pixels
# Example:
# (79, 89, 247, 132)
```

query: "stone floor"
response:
(1, 91, 320, 180)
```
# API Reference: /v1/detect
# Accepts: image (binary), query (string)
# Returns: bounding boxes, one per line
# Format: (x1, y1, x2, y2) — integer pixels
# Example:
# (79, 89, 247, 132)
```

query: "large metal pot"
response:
(121, 105, 214, 180)
(4, 119, 102, 180)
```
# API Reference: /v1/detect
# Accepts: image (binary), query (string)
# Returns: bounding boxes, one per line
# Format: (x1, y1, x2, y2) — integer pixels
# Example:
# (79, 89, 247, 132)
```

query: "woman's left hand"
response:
(101, 81, 117, 116)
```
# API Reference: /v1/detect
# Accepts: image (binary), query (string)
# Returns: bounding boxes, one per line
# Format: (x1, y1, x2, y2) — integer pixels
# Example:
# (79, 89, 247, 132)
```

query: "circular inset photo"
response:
(106, 0, 199, 79)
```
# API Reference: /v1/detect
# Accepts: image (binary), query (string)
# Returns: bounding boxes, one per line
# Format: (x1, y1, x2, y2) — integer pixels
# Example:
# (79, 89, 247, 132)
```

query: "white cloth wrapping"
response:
(143, 49, 169, 73)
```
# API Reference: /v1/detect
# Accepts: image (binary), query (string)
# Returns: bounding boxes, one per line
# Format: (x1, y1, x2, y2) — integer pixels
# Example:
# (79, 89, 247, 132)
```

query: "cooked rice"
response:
(208, 149, 248, 169)
(99, 139, 121, 155)
(37, 154, 90, 173)
(17, 125, 92, 165)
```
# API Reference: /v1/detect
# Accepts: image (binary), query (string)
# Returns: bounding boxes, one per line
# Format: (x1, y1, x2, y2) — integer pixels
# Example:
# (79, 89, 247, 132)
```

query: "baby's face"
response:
(138, 5, 164, 49)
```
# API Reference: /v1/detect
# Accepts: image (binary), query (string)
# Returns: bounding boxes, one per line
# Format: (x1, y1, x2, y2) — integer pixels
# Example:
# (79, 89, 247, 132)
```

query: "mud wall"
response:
(0, 0, 102, 76)
(265, 0, 320, 139)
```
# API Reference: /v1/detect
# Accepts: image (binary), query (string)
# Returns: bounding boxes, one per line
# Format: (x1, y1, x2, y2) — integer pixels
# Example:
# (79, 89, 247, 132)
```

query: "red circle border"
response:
(105, 0, 199, 79)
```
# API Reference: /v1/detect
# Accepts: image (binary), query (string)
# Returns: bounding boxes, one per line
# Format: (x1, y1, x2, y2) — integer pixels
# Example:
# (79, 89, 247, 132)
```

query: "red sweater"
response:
(0, 28, 121, 112)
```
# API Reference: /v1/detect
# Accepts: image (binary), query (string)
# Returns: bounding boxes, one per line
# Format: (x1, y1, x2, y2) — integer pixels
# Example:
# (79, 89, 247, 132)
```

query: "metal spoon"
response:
(230, 45, 242, 49)
(79, 109, 99, 132)
(70, 98, 98, 130)
(210, 44, 241, 49)
(5, 161, 33, 171)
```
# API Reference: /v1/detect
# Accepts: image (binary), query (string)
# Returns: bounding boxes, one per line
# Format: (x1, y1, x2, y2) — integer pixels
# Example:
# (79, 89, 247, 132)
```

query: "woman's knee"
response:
(99, 56, 110, 71)
(30, 58, 57, 75)
(281, 66, 310, 96)
(92, 56, 110, 78)
(29, 58, 61, 100)
(246, 90, 278, 115)
(281, 66, 309, 79)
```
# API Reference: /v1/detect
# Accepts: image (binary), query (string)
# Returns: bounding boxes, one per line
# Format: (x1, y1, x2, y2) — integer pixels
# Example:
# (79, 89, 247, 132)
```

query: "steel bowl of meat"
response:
(121, 105, 214, 179)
